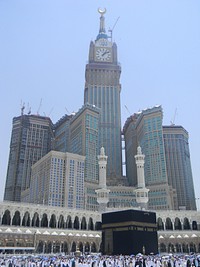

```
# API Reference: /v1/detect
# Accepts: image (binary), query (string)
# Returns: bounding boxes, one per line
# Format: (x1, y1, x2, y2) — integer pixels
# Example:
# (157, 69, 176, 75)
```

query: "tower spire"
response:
(98, 8, 106, 33)
(96, 8, 108, 40)
(95, 147, 110, 213)
(135, 145, 149, 209)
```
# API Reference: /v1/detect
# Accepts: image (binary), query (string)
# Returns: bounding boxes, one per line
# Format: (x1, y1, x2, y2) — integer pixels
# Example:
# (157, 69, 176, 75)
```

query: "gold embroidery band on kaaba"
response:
(102, 220, 157, 230)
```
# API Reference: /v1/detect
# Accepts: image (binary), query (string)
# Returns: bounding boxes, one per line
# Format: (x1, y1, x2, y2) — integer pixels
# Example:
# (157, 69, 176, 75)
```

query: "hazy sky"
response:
(0, 1, 200, 207)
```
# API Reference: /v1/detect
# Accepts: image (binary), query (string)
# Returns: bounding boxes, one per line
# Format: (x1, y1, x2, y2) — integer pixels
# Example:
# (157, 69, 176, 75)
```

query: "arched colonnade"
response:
(0, 204, 101, 231)
(157, 216, 199, 231)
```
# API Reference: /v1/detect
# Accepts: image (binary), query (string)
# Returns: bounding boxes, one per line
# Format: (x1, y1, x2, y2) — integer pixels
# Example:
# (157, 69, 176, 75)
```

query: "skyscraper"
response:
(29, 150, 85, 209)
(163, 125, 196, 210)
(84, 9, 122, 184)
(136, 106, 167, 186)
(69, 104, 100, 183)
(54, 114, 73, 152)
(123, 106, 176, 210)
(124, 106, 168, 186)
(4, 114, 53, 202)
(123, 113, 139, 186)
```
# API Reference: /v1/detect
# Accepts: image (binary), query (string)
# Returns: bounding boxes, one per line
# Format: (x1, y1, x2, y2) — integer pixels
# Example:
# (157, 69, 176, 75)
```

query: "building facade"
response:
(53, 114, 73, 152)
(123, 106, 196, 211)
(0, 201, 199, 254)
(69, 104, 100, 184)
(123, 114, 139, 187)
(26, 151, 85, 209)
(123, 106, 176, 210)
(135, 106, 167, 186)
(163, 125, 196, 210)
(84, 9, 122, 184)
(4, 114, 54, 202)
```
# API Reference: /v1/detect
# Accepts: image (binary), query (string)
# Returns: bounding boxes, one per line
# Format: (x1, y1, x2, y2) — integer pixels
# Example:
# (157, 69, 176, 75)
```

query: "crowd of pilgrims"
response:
(0, 254, 200, 267)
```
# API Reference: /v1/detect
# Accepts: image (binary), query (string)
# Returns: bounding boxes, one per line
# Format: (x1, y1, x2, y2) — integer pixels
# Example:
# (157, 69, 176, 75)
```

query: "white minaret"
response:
(95, 147, 110, 212)
(134, 146, 149, 209)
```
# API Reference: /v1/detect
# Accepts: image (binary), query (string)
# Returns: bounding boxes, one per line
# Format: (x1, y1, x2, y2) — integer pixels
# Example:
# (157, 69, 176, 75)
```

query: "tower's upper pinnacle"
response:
(137, 146, 142, 155)
(98, 8, 106, 16)
(96, 8, 108, 40)
(100, 146, 105, 156)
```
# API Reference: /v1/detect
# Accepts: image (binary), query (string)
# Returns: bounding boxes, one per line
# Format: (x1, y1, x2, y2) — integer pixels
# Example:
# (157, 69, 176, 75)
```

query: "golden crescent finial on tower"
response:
(98, 8, 106, 16)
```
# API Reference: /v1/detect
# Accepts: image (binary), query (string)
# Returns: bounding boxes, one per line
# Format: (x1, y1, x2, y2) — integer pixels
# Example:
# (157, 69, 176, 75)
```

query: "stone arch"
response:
(2, 210, 11, 225)
(22, 211, 30, 227)
(5, 238, 14, 247)
(160, 243, 167, 253)
(55, 241, 60, 253)
(190, 242, 196, 253)
(174, 217, 182, 230)
(192, 220, 197, 230)
(175, 243, 182, 253)
(74, 216, 79, 230)
(58, 214, 65, 228)
(41, 213, 48, 227)
(71, 241, 76, 252)
(168, 243, 174, 253)
(157, 217, 164, 230)
(88, 217, 94, 230)
(81, 217, 87, 230)
(46, 241, 52, 253)
(85, 242, 90, 253)
(79, 242, 83, 252)
(183, 217, 190, 230)
(66, 215, 72, 229)
(63, 241, 68, 253)
(95, 221, 102, 230)
(91, 242, 97, 252)
(165, 217, 173, 230)
(32, 212, 39, 227)
(182, 243, 189, 253)
(49, 214, 56, 228)
(37, 240, 43, 253)
(15, 238, 25, 247)
(12, 210, 21, 226)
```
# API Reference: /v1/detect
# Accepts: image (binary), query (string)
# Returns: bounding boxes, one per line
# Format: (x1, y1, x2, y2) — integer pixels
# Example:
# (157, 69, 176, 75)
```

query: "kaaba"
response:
(102, 209, 158, 255)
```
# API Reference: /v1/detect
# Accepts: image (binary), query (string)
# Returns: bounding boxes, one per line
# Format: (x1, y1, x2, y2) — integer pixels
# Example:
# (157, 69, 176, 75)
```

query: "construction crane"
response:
(48, 107, 54, 117)
(20, 102, 25, 116)
(108, 16, 120, 42)
(170, 108, 177, 126)
(124, 105, 131, 116)
(65, 107, 70, 114)
(27, 102, 31, 115)
(37, 98, 42, 115)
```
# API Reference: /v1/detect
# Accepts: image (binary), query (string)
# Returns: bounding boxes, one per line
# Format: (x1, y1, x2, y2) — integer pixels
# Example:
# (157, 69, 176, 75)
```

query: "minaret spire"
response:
(98, 8, 106, 34)
(96, 8, 108, 40)
(98, 147, 107, 189)
(95, 147, 110, 212)
(135, 145, 149, 209)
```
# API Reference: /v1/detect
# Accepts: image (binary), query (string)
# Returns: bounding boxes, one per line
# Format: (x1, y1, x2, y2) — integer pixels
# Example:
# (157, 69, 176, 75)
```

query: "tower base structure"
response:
(95, 188, 110, 213)
(102, 209, 158, 255)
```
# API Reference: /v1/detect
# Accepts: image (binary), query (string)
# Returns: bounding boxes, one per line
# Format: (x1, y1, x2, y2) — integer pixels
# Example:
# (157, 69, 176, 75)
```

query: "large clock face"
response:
(95, 48, 111, 62)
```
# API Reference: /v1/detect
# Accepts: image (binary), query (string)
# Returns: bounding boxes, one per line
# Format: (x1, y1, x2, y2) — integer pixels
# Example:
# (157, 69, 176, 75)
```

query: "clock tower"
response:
(84, 9, 122, 184)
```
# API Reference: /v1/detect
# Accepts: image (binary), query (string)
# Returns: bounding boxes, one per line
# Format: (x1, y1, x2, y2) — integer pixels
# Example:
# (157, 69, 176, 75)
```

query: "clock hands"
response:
(102, 50, 110, 57)
(96, 48, 111, 61)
